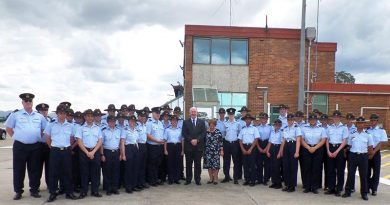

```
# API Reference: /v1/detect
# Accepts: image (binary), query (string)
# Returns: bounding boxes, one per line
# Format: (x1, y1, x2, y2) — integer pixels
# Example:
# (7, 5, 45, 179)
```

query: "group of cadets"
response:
(5, 93, 388, 202)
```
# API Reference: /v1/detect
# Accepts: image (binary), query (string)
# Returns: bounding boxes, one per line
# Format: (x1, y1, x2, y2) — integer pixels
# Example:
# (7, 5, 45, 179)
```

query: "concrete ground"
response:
(0, 137, 389, 205)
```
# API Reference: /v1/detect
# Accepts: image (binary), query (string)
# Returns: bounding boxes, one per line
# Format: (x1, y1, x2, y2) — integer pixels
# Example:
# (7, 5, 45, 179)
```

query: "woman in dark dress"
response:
(203, 119, 224, 184)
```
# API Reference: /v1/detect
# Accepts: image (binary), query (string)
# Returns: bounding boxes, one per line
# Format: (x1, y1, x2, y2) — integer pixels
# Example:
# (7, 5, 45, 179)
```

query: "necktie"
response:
(192, 119, 196, 128)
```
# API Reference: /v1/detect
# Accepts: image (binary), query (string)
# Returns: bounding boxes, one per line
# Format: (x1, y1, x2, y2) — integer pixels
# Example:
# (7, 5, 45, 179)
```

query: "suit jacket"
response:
(182, 118, 207, 152)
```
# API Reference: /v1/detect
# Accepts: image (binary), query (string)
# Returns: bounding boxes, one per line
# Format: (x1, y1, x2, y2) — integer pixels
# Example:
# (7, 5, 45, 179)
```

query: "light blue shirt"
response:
(348, 130, 374, 153)
(366, 126, 388, 148)
(137, 123, 147, 143)
(238, 125, 260, 144)
(164, 127, 182, 143)
(38, 116, 51, 143)
(282, 125, 302, 141)
(146, 118, 165, 145)
(346, 124, 357, 135)
(44, 120, 74, 148)
(224, 120, 241, 142)
(5, 109, 47, 144)
(121, 126, 139, 145)
(177, 119, 184, 129)
(239, 119, 253, 128)
(75, 123, 102, 148)
(326, 122, 348, 144)
(301, 125, 327, 145)
(269, 128, 283, 144)
(256, 123, 272, 141)
(216, 119, 226, 137)
(278, 114, 288, 128)
(294, 120, 307, 129)
(102, 126, 121, 150)
(162, 120, 171, 130)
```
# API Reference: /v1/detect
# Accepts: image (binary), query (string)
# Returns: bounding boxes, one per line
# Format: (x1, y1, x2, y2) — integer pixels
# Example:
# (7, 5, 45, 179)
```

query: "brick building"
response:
(182, 25, 390, 141)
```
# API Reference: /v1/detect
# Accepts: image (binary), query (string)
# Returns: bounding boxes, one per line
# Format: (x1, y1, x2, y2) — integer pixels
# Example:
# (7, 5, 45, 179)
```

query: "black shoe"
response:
(263, 181, 268, 186)
(13, 193, 22, 200)
(74, 188, 80, 193)
(269, 184, 276, 188)
(249, 183, 255, 187)
(335, 191, 341, 197)
(287, 187, 295, 193)
(174, 181, 181, 184)
(312, 189, 319, 194)
(325, 190, 335, 195)
(256, 180, 263, 185)
(196, 181, 201, 186)
(133, 187, 141, 192)
(342, 193, 351, 198)
(361, 194, 369, 201)
(106, 191, 112, 196)
(47, 194, 57, 202)
(112, 190, 120, 195)
(125, 189, 133, 194)
(168, 181, 174, 185)
(181, 176, 186, 180)
(303, 189, 311, 193)
(142, 184, 150, 189)
(207, 181, 213, 184)
(351, 189, 355, 193)
(137, 186, 144, 190)
(221, 178, 230, 183)
(65, 193, 77, 200)
(30, 192, 41, 198)
(273, 184, 282, 189)
(372, 191, 377, 196)
(184, 181, 191, 185)
(91, 192, 102, 197)
(324, 187, 328, 191)
(243, 181, 250, 186)
(282, 187, 289, 192)
(78, 193, 87, 199)
(234, 180, 239, 185)
(149, 183, 157, 187)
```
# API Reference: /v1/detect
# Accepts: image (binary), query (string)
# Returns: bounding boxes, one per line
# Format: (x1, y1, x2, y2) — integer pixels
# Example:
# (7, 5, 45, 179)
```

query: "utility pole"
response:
(298, 0, 306, 112)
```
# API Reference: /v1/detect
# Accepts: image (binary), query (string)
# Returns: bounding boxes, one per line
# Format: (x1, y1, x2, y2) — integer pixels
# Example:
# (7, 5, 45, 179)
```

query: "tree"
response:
(335, 71, 355, 84)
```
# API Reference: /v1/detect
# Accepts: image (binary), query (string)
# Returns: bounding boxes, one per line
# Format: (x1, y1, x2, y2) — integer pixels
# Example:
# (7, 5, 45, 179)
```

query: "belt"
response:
(86, 147, 95, 151)
(104, 148, 119, 152)
(243, 143, 252, 146)
(225, 140, 238, 143)
(308, 144, 317, 147)
(52, 146, 70, 151)
(167, 142, 181, 145)
(286, 139, 296, 143)
(330, 143, 341, 147)
(271, 143, 281, 146)
(351, 152, 367, 155)
(125, 144, 137, 146)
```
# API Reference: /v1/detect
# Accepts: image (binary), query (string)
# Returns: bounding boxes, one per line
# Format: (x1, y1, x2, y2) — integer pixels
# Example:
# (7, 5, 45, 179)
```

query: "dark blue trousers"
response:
(102, 149, 120, 192)
(223, 140, 240, 180)
(327, 144, 346, 192)
(345, 152, 368, 195)
(48, 147, 73, 194)
(147, 144, 163, 184)
(137, 143, 147, 186)
(125, 144, 139, 190)
(242, 144, 256, 183)
(301, 146, 324, 191)
(269, 144, 282, 186)
(167, 143, 182, 183)
(13, 141, 41, 194)
(368, 151, 381, 192)
(256, 139, 270, 183)
(283, 141, 298, 188)
(79, 149, 101, 194)
(38, 142, 50, 189)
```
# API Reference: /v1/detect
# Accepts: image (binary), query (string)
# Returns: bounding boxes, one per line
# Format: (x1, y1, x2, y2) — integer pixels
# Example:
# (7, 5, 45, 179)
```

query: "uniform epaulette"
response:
(102, 127, 107, 131)
(351, 130, 357, 134)
(365, 130, 369, 133)
(294, 125, 298, 127)
(50, 119, 56, 123)
(13, 109, 19, 113)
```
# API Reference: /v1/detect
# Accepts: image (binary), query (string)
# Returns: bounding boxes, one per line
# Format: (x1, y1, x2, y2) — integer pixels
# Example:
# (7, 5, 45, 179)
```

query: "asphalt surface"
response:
(0, 136, 389, 205)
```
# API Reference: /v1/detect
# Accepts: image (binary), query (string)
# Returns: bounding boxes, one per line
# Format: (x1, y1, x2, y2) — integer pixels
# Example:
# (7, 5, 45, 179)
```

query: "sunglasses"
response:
(23, 99, 32, 103)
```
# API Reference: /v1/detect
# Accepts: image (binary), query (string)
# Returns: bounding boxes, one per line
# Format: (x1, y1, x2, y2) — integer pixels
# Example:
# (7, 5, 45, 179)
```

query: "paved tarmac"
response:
(0, 137, 389, 205)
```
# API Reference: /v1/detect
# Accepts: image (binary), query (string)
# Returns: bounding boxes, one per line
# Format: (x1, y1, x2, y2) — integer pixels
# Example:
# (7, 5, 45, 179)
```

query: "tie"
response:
(192, 119, 196, 128)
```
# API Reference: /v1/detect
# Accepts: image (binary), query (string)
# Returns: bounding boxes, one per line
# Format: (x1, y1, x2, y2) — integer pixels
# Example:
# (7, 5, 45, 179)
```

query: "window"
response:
(312, 94, 328, 114)
(218, 92, 247, 115)
(231, 40, 248, 65)
(193, 38, 210, 64)
(193, 38, 248, 65)
(192, 88, 218, 102)
(211, 39, 230, 64)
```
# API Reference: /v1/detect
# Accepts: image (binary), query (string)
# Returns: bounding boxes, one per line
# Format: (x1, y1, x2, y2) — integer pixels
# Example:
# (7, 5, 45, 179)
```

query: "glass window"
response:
(193, 38, 210, 64)
(218, 92, 247, 115)
(193, 88, 219, 102)
(193, 88, 206, 102)
(232, 93, 247, 106)
(211, 39, 230, 64)
(231, 40, 248, 65)
(312, 94, 328, 114)
(205, 88, 219, 102)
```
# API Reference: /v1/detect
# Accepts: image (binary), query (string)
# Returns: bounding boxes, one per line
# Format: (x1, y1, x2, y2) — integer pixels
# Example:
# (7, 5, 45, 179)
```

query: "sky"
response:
(0, 0, 389, 112)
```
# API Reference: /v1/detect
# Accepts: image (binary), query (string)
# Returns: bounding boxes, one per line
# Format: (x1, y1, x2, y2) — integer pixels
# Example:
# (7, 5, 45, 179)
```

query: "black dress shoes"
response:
(78, 193, 87, 199)
(65, 193, 77, 200)
(91, 192, 102, 197)
(195, 181, 201, 186)
(47, 194, 57, 202)
(361, 194, 369, 201)
(30, 192, 41, 198)
(13, 193, 22, 200)
(184, 181, 191, 185)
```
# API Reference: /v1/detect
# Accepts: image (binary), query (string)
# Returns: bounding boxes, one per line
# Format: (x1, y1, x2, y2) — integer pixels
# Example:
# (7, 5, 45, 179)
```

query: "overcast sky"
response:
(0, 0, 389, 111)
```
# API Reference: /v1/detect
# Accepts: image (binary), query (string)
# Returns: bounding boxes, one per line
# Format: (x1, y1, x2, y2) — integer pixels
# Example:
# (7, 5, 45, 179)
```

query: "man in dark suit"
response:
(182, 107, 207, 185)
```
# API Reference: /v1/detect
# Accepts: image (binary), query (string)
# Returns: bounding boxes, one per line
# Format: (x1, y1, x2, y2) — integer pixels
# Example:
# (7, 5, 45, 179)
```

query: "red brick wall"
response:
(184, 35, 193, 115)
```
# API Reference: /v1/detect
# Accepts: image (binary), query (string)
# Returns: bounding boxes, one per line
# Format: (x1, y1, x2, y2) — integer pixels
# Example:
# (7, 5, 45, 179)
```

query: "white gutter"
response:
(307, 91, 390, 95)
(360, 107, 389, 116)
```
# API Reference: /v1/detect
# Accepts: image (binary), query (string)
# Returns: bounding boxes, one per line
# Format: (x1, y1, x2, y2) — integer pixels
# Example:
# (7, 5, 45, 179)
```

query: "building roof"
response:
(185, 24, 337, 52)
(311, 83, 390, 94)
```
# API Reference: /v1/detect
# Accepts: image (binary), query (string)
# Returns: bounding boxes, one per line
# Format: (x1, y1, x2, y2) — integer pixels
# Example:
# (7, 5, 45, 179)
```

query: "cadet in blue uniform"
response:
(294, 111, 306, 128)
(325, 110, 348, 196)
(237, 106, 251, 180)
(173, 106, 185, 180)
(102, 104, 117, 128)
(71, 111, 83, 193)
(66, 108, 74, 123)
(128, 104, 136, 117)
(164, 115, 183, 184)
(216, 108, 226, 137)
(159, 111, 171, 183)
(366, 113, 388, 196)
(320, 114, 330, 191)
(93, 109, 104, 127)
(36, 103, 51, 190)
(255, 112, 272, 185)
(146, 107, 165, 186)
(75, 109, 103, 199)
(121, 115, 141, 193)
(266, 119, 283, 189)
(342, 116, 374, 201)
(280, 114, 301, 192)
(301, 113, 327, 194)
(100, 115, 121, 195)
(278, 104, 289, 128)
(221, 108, 241, 184)
(5, 93, 47, 200)
(239, 114, 260, 186)
(135, 109, 150, 189)
(45, 105, 78, 202)
(344, 113, 357, 192)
